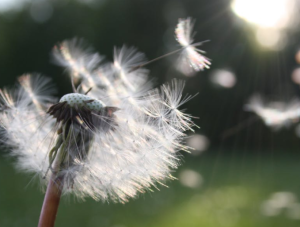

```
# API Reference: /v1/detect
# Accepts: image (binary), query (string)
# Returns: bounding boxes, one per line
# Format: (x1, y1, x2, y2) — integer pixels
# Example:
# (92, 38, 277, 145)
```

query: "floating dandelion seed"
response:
(245, 94, 300, 129)
(0, 39, 197, 205)
(175, 17, 211, 76)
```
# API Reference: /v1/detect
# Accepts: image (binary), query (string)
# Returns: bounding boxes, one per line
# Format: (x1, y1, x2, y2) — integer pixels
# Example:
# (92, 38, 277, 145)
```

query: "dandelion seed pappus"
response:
(175, 17, 211, 76)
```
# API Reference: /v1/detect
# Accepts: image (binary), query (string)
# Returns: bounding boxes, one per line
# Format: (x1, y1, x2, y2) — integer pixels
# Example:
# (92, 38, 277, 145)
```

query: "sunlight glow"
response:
(232, 0, 294, 28)
(255, 28, 286, 51)
(231, 0, 297, 50)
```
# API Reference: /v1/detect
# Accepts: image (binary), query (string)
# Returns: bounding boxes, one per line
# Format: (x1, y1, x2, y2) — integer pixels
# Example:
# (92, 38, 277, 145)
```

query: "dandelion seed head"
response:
(0, 37, 198, 203)
(59, 93, 105, 111)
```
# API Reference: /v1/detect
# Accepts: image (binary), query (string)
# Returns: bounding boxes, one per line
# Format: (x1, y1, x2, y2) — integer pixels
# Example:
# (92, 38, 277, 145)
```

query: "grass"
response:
(1, 150, 300, 227)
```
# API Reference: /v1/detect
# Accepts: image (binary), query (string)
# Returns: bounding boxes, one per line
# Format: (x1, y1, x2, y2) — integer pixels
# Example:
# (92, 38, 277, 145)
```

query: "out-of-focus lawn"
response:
(1, 151, 300, 227)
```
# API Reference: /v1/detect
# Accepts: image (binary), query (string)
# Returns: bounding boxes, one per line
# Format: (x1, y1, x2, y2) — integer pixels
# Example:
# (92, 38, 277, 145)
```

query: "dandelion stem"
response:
(38, 174, 64, 227)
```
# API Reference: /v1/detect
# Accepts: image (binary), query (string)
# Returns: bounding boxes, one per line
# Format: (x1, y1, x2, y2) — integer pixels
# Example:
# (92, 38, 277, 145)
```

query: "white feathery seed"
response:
(0, 39, 197, 203)
(52, 38, 103, 88)
(113, 45, 149, 92)
(245, 94, 300, 129)
(175, 17, 211, 76)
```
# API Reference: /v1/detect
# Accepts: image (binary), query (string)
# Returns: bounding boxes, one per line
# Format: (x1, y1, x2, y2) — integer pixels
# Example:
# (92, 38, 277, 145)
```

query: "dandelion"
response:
(245, 94, 300, 129)
(175, 17, 211, 75)
(0, 39, 197, 226)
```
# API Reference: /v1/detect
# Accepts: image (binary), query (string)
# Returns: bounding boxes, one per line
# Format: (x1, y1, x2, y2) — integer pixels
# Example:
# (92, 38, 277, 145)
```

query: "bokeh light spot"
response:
(295, 50, 300, 64)
(260, 192, 300, 219)
(30, 1, 53, 23)
(179, 169, 203, 189)
(186, 134, 209, 155)
(210, 69, 236, 88)
(291, 68, 300, 85)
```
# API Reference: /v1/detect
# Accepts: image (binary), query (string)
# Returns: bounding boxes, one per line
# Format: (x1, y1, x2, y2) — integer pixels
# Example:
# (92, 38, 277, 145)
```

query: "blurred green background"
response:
(1, 0, 300, 226)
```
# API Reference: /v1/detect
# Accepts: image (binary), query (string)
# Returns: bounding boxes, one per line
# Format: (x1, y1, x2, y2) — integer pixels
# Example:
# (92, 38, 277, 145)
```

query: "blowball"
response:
(0, 39, 196, 203)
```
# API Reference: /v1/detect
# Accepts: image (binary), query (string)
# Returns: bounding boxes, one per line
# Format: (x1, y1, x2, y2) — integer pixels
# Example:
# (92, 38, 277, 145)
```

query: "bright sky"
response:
(231, 0, 295, 29)
(231, 0, 298, 50)
(0, 0, 29, 12)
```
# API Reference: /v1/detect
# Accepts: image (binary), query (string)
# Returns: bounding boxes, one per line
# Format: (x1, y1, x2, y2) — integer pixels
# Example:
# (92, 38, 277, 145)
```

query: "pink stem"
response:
(37, 175, 63, 227)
